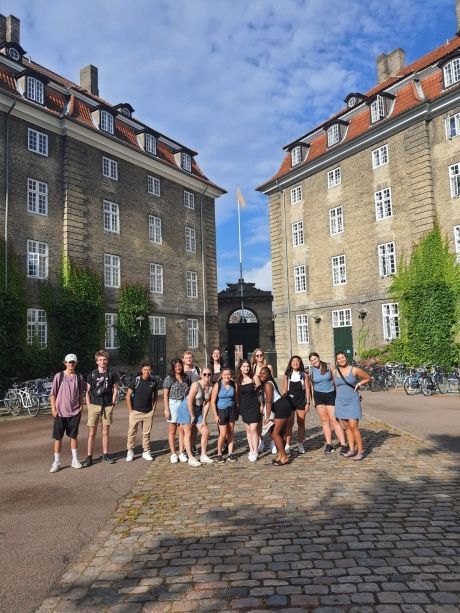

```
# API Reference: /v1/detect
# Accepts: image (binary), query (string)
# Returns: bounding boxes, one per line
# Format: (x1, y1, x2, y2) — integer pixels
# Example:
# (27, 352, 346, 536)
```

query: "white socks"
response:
(54, 453, 61, 464)
(71, 448, 78, 461)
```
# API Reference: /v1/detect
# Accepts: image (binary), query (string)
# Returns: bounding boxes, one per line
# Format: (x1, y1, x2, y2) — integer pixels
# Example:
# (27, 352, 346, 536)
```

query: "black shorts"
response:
(273, 397, 292, 420)
(314, 391, 336, 406)
(52, 414, 81, 440)
(217, 407, 237, 425)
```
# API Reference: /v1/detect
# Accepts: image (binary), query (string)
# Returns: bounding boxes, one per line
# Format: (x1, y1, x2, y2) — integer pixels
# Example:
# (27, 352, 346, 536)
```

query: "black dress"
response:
(239, 382, 261, 424)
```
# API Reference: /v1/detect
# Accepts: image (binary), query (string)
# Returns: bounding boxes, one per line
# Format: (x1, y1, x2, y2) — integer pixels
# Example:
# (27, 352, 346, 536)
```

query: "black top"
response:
(129, 377, 157, 413)
(87, 369, 118, 406)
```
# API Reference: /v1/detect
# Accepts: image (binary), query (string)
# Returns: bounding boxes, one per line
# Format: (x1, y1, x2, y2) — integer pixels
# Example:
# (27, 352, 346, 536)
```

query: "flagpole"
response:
(237, 188, 244, 321)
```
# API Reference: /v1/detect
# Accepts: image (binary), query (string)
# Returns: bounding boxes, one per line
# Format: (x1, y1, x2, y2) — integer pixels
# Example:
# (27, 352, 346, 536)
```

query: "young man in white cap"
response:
(49, 354, 86, 473)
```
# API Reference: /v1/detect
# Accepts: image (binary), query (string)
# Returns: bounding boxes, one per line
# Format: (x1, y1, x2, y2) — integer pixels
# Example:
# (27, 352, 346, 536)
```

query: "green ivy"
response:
(388, 224, 460, 366)
(118, 285, 150, 365)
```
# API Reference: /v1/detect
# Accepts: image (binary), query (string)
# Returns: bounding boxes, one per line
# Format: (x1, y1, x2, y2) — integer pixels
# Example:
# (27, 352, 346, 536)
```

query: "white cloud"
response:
(244, 259, 272, 291)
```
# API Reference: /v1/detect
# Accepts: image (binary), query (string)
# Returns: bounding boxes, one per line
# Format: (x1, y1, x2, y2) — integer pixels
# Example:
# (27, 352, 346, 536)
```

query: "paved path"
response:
(37, 410, 460, 612)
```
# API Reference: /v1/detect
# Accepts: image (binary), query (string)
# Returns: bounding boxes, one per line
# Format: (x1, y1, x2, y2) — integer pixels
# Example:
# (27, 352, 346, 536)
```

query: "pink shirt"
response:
(51, 372, 84, 417)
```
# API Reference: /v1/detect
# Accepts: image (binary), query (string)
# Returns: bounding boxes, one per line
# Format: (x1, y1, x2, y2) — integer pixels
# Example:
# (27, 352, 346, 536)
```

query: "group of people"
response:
(48, 346, 370, 472)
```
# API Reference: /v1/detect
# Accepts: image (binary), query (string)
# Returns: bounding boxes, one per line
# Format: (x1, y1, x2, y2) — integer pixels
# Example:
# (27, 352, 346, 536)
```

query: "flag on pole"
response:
(237, 186, 246, 208)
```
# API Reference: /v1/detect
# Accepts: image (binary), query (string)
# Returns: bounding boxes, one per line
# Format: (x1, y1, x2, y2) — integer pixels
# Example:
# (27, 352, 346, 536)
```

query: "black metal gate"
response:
(226, 322, 260, 370)
(149, 335, 166, 379)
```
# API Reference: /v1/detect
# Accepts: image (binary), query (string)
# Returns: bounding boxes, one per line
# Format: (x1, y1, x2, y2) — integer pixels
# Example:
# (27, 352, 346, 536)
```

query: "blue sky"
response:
(4, 0, 455, 290)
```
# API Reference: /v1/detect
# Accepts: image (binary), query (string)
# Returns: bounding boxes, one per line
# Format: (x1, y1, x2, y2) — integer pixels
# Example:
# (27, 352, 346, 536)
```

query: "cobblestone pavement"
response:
(37, 415, 460, 612)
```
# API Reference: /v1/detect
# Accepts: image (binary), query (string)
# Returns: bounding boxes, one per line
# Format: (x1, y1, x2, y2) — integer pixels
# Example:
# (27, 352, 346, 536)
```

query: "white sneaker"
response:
(126, 451, 134, 462)
(200, 455, 214, 464)
(188, 457, 201, 467)
(49, 462, 60, 473)
(142, 451, 153, 461)
(71, 459, 82, 469)
(258, 439, 265, 452)
(170, 453, 178, 464)
(271, 441, 277, 454)
(285, 444, 291, 455)
(248, 451, 258, 462)
(298, 443, 305, 454)
(178, 452, 188, 463)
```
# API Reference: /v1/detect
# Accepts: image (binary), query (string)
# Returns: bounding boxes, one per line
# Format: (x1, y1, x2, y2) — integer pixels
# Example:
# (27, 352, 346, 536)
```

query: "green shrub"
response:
(118, 285, 150, 365)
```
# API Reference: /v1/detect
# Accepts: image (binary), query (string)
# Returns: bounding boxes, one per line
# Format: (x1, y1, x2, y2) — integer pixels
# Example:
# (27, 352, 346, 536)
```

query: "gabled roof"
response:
(257, 34, 460, 192)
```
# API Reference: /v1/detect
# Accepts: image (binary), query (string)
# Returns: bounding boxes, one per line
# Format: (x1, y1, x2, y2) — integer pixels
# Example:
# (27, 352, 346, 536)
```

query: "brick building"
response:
(257, 2, 460, 371)
(0, 15, 225, 375)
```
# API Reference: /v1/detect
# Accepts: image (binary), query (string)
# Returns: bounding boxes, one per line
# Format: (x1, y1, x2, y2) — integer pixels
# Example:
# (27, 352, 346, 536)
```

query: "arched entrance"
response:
(226, 308, 259, 370)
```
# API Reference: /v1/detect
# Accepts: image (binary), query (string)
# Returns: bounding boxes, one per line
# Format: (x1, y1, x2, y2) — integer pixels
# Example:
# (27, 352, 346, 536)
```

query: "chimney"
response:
(6, 15, 20, 45)
(0, 15, 6, 43)
(80, 65, 99, 96)
(377, 48, 405, 84)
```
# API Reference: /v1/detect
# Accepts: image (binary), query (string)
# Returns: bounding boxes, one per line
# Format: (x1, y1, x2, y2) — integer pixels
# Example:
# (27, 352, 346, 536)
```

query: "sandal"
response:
(352, 452, 365, 461)
(273, 459, 290, 466)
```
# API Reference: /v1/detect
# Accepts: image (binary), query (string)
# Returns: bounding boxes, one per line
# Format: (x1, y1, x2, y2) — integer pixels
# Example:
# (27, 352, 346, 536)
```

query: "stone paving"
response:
(37, 415, 460, 612)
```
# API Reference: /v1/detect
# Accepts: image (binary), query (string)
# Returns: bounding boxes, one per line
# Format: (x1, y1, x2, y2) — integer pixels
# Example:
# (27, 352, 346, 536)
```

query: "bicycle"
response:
(421, 365, 449, 396)
(403, 368, 428, 395)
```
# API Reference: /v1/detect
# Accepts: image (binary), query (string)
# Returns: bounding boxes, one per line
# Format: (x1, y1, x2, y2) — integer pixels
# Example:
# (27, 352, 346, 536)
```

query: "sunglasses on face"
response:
(255, 353, 263, 357)
(202, 373, 211, 377)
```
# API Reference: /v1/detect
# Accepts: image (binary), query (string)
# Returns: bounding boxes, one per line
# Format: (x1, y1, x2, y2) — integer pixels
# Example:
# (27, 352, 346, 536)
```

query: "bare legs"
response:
(285, 410, 305, 448)
(217, 423, 234, 455)
(316, 404, 346, 446)
(168, 423, 184, 456)
(271, 418, 289, 463)
(339, 418, 363, 453)
(245, 422, 259, 455)
(197, 423, 209, 456)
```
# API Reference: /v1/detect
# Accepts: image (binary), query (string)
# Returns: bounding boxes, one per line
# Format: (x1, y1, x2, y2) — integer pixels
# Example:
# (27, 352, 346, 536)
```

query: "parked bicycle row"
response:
(0, 377, 53, 416)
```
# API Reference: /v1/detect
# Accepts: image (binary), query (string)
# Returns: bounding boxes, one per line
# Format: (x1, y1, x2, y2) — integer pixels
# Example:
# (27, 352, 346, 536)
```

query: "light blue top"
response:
(217, 383, 235, 409)
(310, 365, 334, 393)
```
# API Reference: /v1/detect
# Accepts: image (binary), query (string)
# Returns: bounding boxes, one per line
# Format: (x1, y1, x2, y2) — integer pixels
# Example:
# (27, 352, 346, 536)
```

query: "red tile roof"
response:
(259, 35, 460, 190)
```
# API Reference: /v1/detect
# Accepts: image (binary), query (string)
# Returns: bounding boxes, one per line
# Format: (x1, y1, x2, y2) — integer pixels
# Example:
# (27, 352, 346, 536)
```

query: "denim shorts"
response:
(167, 399, 181, 424)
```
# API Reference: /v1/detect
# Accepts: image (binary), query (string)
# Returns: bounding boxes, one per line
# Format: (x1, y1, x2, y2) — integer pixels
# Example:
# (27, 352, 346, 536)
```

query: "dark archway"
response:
(226, 308, 260, 370)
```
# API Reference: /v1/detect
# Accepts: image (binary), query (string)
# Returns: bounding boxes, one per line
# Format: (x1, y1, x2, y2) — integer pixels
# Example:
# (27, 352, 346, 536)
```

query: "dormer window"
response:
(8, 47, 19, 60)
(327, 124, 340, 147)
(26, 77, 44, 105)
(443, 58, 460, 88)
(100, 110, 114, 134)
(291, 146, 302, 166)
(181, 152, 192, 172)
(370, 95, 385, 123)
(145, 133, 157, 155)
(344, 92, 366, 109)
(0, 42, 26, 62)
(114, 103, 135, 119)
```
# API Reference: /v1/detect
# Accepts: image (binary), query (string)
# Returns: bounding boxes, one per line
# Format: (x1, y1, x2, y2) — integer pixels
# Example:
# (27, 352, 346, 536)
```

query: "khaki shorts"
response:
(87, 403, 114, 427)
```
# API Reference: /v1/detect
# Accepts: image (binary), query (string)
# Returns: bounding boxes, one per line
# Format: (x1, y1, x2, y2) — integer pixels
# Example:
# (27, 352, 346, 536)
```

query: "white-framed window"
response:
(100, 110, 114, 134)
(454, 225, 460, 263)
(27, 178, 48, 216)
(370, 95, 385, 123)
(149, 315, 166, 335)
(149, 215, 162, 244)
(382, 303, 400, 340)
(187, 318, 198, 348)
(105, 313, 119, 349)
(291, 146, 302, 166)
(292, 221, 304, 247)
(375, 187, 393, 220)
(332, 308, 352, 328)
(26, 77, 44, 104)
(145, 133, 157, 155)
(181, 152, 192, 172)
(290, 185, 303, 204)
(296, 314, 309, 344)
(443, 58, 460, 88)
(186, 270, 198, 298)
(103, 200, 119, 234)
(327, 167, 341, 188)
(331, 254, 346, 286)
(445, 113, 460, 139)
(378, 241, 396, 277)
(102, 156, 118, 180)
(150, 263, 163, 294)
(449, 163, 460, 198)
(27, 240, 48, 279)
(27, 308, 47, 348)
(372, 144, 389, 168)
(184, 190, 195, 209)
(329, 206, 344, 235)
(104, 254, 120, 288)
(294, 265, 307, 293)
(327, 124, 340, 147)
(148, 175, 161, 197)
(28, 128, 48, 156)
(185, 227, 196, 253)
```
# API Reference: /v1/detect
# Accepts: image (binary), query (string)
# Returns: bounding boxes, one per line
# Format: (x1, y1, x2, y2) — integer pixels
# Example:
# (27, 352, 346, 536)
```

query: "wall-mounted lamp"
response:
(136, 315, 145, 328)
(313, 315, 322, 324)
(358, 309, 367, 320)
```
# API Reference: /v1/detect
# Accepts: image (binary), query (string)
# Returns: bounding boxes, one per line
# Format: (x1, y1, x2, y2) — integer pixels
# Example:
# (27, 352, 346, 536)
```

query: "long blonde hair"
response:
(251, 348, 267, 372)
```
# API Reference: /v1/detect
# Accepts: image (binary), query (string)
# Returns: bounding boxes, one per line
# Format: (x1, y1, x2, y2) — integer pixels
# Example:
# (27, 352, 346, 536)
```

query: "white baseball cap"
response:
(64, 353, 78, 362)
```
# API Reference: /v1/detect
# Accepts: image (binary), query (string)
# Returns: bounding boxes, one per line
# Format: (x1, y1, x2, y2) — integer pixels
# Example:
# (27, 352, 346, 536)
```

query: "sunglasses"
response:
(255, 353, 264, 357)
(202, 373, 211, 377)
(67, 361, 76, 364)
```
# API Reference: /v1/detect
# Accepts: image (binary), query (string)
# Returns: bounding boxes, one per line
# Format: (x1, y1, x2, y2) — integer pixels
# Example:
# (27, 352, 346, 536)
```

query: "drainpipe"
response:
(199, 185, 209, 364)
(276, 178, 292, 356)
(4, 100, 16, 291)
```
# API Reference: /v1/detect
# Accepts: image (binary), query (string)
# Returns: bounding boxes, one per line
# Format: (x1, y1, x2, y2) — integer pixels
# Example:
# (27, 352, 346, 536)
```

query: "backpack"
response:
(55, 371, 85, 396)
(131, 375, 157, 402)
(89, 369, 115, 397)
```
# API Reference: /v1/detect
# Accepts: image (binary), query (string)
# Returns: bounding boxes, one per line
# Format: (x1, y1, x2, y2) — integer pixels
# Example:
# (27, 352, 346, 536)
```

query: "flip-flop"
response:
(272, 459, 290, 466)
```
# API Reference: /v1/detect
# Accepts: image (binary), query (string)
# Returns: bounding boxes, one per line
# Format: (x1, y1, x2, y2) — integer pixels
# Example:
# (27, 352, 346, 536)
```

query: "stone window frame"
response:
(26, 77, 44, 105)
(293, 265, 307, 293)
(378, 241, 396, 277)
(372, 144, 389, 169)
(327, 167, 341, 189)
(332, 308, 352, 328)
(445, 113, 460, 140)
(374, 187, 393, 220)
(292, 221, 304, 247)
(184, 190, 195, 209)
(27, 239, 48, 279)
(105, 313, 119, 349)
(100, 110, 114, 135)
(187, 318, 199, 349)
(102, 156, 118, 180)
(148, 175, 161, 197)
(27, 308, 47, 348)
(443, 58, 460, 88)
(382, 303, 400, 340)
(296, 314, 309, 344)
(331, 254, 346, 286)
(150, 263, 164, 294)
(329, 206, 344, 235)
(28, 128, 48, 156)
(449, 163, 460, 199)
(145, 133, 157, 155)
(185, 226, 196, 253)
(186, 270, 198, 298)
(290, 185, 303, 205)
(27, 178, 48, 216)
(103, 200, 120, 234)
(149, 315, 166, 335)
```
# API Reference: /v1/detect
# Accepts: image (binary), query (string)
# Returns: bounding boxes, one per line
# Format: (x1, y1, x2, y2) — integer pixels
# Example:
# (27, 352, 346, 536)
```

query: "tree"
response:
(389, 224, 460, 366)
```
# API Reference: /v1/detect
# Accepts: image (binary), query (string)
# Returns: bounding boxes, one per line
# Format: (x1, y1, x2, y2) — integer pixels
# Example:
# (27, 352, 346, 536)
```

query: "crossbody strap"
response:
(337, 366, 357, 391)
